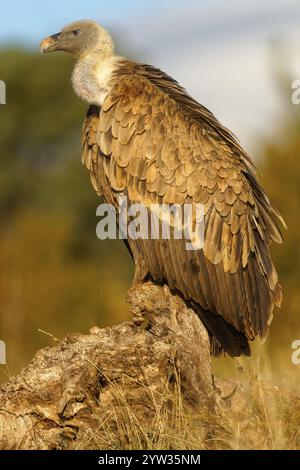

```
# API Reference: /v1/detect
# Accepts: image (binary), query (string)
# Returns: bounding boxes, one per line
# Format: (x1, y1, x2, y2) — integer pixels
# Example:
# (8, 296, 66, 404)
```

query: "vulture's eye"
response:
(73, 29, 81, 36)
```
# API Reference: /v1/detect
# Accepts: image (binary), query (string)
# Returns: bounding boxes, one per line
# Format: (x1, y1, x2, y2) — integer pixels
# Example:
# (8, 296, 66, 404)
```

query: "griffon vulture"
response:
(41, 20, 285, 356)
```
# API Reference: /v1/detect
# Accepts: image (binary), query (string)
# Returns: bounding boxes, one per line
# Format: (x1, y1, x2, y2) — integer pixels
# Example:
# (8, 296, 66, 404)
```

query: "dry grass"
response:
(73, 356, 300, 451)
(1, 340, 299, 450)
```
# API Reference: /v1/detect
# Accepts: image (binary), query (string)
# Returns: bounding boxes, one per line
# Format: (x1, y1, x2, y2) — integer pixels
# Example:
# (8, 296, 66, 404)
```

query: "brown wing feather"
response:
(81, 61, 284, 355)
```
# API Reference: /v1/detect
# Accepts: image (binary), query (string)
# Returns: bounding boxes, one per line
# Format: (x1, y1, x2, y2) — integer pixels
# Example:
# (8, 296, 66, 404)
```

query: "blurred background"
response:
(0, 0, 300, 384)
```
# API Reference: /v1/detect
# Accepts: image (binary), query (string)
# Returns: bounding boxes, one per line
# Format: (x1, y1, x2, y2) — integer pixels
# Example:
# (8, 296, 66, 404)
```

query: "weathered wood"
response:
(0, 282, 215, 450)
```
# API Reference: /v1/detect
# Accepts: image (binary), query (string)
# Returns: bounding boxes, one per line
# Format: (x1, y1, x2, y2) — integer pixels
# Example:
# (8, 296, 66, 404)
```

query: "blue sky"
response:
(1, 0, 299, 48)
(1, 0, 300, 152)
(0, 0, 183, 45)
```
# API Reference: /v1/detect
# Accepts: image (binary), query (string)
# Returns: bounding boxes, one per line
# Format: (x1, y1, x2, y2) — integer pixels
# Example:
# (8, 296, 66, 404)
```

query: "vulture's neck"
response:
(72, 51, 122, 107)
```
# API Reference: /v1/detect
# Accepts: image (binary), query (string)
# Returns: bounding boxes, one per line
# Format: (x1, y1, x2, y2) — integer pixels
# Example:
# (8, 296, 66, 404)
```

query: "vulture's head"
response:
(40, 20, 114, 58)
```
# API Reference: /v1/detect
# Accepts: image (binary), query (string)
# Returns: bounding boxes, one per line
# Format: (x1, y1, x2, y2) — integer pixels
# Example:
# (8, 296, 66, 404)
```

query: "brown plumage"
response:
(41, 21, 285, 356)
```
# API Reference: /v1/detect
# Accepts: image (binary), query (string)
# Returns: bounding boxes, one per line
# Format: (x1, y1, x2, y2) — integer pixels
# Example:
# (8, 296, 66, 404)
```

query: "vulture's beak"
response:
(40, 33, 62, 53)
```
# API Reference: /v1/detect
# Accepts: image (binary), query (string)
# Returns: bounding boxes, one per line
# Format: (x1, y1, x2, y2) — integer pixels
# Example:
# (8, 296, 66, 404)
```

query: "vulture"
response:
(41, 20, 285, 357)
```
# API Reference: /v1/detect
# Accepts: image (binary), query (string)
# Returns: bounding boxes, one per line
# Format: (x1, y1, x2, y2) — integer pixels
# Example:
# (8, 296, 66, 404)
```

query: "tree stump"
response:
(0, 282, 215, 450)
